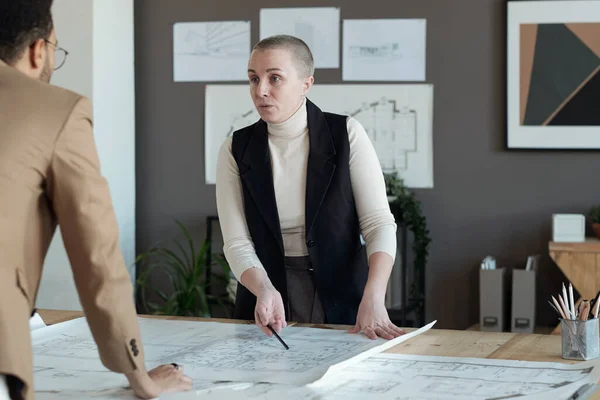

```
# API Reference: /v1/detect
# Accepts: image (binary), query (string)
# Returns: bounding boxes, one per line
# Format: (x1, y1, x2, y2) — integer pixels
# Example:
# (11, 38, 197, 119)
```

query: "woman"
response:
(216, 34, 404, 340)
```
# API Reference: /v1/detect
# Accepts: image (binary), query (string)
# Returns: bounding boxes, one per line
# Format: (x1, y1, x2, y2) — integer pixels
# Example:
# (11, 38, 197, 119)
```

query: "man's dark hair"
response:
(0, 0, 54, 65)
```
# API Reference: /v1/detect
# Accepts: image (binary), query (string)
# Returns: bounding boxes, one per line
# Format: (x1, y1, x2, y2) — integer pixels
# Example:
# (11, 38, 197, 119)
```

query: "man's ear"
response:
(28, 39, 46, 70)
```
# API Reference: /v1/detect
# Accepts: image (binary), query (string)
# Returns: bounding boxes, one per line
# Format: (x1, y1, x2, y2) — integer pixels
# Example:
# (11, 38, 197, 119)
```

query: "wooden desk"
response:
(37, 309, 600, 399)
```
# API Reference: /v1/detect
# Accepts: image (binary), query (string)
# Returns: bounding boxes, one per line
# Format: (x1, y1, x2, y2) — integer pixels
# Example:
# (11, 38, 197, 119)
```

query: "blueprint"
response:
(205, 84, 434, 188)
(32, 317, 435, 398)
(189, 354, 600, 400)
(173, 21, 250, 81)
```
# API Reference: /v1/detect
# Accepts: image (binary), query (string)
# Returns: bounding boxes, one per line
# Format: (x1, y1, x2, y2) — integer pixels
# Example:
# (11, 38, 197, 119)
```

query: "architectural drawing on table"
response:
(348, 97, 417, 173)
(348, 43, 403, 62)
(342, 356, 596, 399)
(35, 338, 100, 359)
(176, 22, 249, 59)
(172, 333, 374, 373)
(221, 98, 417, 174)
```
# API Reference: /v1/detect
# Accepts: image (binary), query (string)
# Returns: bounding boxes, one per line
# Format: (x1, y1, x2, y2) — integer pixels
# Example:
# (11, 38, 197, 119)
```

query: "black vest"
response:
(230, 99, 369, 325)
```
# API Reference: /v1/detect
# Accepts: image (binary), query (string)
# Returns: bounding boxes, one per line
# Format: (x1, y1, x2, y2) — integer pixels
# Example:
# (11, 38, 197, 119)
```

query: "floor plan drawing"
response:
(205, 84, 433, 187)
(312, 353, 600, 400)
(190, 353, 600, 400)
(173, 21, 250, 81)
(347, 97, 417, 173)
(32, 317, 434, 398)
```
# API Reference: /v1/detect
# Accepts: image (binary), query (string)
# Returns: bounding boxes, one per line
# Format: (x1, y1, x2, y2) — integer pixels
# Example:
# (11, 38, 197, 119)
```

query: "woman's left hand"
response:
(348, 293, 406, 340)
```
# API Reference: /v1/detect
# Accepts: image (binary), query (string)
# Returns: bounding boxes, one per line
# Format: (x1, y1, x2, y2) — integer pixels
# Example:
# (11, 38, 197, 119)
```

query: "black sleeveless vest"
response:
(230, 99, 369, 325)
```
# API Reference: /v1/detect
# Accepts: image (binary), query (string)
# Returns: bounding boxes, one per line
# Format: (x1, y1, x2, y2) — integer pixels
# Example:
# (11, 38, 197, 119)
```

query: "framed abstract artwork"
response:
(507, 0, 600, 149)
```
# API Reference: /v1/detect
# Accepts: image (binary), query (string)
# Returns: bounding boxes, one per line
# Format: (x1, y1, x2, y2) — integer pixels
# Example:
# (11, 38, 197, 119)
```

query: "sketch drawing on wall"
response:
(342, 19, 426, 81)
(173, 21, 250, 82)
(205, 84, 433, 188)
(259, 7, 340, 68)
(347, 43, 403, 62)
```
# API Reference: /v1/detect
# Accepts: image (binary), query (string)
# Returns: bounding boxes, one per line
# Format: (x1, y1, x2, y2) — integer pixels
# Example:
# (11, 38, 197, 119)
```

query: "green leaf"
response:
(135, 218, 235, 318)
(174, 240, 193, 274)
(195, 286, 209, 316)
(176, 219, 196, 272)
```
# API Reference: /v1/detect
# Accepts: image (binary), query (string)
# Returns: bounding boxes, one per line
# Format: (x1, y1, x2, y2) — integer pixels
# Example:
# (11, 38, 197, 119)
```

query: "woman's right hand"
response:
(240, 267, 288, 336)
(255, 286, 287, 336)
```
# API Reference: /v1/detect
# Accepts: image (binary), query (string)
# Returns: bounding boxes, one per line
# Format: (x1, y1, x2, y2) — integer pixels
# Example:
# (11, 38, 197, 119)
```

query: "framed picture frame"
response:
(507, 0, 600, 150)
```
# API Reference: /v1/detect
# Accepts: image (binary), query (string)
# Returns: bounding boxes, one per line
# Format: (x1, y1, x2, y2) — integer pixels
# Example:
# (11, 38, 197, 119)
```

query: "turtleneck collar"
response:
(266, 97, 308, 138)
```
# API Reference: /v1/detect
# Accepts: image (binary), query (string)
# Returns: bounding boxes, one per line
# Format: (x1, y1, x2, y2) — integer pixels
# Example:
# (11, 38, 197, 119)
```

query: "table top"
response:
(549, 238, 600, 252)
(37, 309, 600, 399)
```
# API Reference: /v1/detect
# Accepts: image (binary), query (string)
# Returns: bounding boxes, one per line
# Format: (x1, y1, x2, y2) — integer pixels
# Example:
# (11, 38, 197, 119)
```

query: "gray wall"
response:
(134, 0, 600, 329)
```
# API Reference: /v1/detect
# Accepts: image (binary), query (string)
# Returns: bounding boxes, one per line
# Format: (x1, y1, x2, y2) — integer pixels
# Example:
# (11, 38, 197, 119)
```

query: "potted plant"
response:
(591, 206, 600, 239)
(383, 171, 431, 323)
(383, 172, 431, 270)
(134, 219, 233, 318)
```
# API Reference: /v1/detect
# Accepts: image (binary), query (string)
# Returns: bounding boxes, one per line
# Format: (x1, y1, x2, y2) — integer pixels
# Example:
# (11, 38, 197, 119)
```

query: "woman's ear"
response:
(302, 76, 314, 95)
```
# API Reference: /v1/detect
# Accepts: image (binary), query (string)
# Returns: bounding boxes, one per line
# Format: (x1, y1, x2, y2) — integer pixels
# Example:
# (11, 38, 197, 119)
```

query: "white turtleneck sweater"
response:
(216, 99, 397, 280)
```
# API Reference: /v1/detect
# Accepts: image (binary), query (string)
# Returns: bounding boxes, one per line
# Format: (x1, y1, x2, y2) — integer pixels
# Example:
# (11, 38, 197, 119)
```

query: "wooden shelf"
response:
(548, 238, 600, 333)
(549, 238, 600, 252)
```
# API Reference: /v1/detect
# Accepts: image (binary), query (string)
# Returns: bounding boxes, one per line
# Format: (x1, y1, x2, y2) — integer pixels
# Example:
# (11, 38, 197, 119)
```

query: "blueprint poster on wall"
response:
(259, 7, 340, 68)
(342, 19, 426, 81)
(173, 21, 250, 81)
(205, 84, 434, 188)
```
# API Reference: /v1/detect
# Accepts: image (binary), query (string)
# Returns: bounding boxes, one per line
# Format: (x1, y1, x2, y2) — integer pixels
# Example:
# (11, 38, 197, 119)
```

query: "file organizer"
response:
(511, 269, 536, 333)
(480, 268, 506, 332)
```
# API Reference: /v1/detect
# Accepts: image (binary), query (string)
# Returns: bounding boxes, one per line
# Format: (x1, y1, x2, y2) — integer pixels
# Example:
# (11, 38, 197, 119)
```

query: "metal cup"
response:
(561, 318, 600, 361)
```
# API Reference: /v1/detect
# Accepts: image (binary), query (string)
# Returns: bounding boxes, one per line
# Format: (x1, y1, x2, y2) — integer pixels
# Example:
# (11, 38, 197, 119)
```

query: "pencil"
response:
(558, 294, 571, 320)
(569, 283, 576, 320)
(551, 296, 567, 319)
(581, 301, 590, 321)
(562, 283, 570, 318)
(267, 325, 289, 350)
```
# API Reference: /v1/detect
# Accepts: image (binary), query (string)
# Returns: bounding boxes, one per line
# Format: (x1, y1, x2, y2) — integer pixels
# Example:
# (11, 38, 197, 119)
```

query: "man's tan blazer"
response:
(0, 60, 145, 399)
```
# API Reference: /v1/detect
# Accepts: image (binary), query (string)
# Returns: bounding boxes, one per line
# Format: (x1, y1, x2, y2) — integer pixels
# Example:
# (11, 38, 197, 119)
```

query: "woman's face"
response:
(247, 48, 313, 124)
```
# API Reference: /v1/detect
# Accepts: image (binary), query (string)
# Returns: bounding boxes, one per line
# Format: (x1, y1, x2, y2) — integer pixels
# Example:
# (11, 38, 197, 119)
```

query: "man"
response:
(0, 1, 192, 398)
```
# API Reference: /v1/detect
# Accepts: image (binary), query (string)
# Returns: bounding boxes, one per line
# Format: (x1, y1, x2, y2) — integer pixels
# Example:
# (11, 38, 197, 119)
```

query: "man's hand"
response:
(126, 363, 192, 398)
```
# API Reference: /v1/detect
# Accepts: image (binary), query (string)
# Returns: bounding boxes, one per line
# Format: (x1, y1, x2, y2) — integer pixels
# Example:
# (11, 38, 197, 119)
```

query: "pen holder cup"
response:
(561, 318, 600, 361)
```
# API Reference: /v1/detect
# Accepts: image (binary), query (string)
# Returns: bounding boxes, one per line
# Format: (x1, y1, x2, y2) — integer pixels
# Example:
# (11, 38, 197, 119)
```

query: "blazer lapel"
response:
(305, 99, 337, 236)
(239, 120, 284, 253)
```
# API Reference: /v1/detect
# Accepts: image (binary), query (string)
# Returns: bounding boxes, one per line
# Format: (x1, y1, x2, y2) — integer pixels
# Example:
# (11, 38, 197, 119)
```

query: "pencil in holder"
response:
(560, 318, 600, 361)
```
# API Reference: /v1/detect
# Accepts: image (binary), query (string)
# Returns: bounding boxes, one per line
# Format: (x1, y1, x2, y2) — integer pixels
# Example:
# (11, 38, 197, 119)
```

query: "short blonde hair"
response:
(252, 34, 314, 78)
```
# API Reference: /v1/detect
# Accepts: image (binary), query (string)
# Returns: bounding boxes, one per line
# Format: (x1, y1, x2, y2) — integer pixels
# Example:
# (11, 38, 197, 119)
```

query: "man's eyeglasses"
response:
(44, 39, 69, 70)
